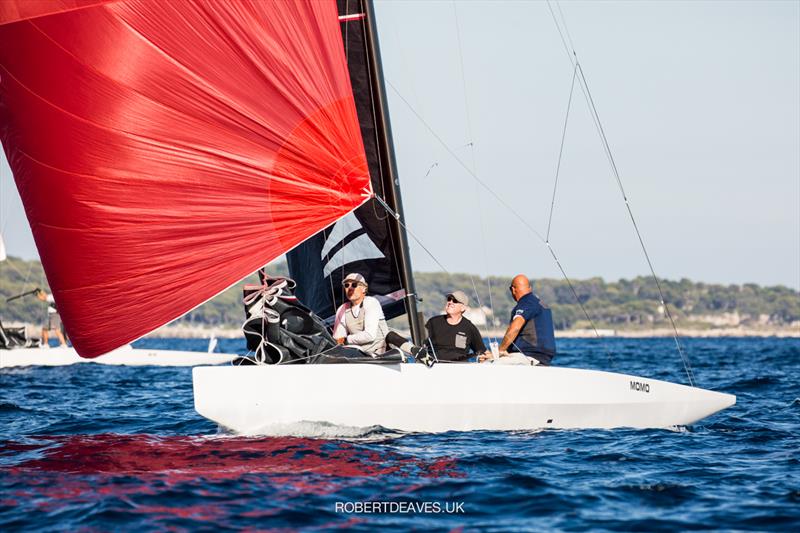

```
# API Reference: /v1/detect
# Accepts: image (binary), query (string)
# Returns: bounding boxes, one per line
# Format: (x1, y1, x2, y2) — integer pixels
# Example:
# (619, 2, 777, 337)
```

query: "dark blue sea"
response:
(1, 337, 798, 531)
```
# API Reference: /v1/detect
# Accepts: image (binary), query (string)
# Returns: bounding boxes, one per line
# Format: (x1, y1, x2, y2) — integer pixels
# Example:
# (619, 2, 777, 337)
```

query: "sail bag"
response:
(0, 0, 372, 357)
(241, 277, 336, 364)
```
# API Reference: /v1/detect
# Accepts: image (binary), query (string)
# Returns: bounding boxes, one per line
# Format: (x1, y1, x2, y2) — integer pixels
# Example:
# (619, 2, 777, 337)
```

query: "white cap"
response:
(342, 273, 368, 287)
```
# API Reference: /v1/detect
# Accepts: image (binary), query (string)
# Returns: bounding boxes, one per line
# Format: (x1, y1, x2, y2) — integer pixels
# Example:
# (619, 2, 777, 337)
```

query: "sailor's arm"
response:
(479, 316, 524, 362)
(498, 316, 525, 352)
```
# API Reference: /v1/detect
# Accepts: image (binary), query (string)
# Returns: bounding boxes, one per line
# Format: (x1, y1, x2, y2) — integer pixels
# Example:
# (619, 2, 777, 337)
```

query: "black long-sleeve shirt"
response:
(425, 315, 486, 362)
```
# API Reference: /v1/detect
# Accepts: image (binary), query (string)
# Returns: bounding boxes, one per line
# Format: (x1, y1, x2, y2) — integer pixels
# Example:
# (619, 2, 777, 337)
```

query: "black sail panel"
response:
(285, 207, 407, 322)
(286, 0, 408, 323)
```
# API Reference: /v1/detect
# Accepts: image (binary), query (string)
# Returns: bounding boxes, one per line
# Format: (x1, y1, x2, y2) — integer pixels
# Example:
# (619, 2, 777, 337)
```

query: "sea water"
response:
(1, 337, 798, 531)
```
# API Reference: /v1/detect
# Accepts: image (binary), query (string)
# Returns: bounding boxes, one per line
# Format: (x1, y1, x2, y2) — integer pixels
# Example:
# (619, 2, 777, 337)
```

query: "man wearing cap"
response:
(423, 290, 488, 362)
(384, 290, 487, 363)
(332, 273, 389, 355)
(479, 274, 556, 365)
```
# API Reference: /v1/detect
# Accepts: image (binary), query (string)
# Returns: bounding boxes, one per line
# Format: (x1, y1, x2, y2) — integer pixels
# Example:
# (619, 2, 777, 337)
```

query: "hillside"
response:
(1, 256, 798, 334)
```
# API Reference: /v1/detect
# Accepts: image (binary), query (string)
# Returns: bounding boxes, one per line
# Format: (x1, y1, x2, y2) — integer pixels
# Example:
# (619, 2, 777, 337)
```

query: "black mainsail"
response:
(287, 0, 422, 343)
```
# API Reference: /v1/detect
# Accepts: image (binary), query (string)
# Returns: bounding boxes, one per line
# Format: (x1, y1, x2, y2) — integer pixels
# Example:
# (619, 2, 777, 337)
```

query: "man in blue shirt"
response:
(479, 274, 556, 365)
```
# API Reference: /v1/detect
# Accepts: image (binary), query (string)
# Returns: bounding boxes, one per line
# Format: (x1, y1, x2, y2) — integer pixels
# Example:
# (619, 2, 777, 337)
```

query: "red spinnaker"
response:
(0, 0, 371, 357)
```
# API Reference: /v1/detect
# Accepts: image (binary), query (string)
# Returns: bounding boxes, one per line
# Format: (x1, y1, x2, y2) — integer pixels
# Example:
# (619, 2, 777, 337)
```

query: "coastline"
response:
(145, 324, 800, 339)
(8, 322, 798, 340)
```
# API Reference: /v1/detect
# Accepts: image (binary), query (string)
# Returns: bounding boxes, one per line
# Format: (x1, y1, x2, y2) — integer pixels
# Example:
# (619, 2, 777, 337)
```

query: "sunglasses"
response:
(446, 296, 461, 304)
(343, 282, 362, 289)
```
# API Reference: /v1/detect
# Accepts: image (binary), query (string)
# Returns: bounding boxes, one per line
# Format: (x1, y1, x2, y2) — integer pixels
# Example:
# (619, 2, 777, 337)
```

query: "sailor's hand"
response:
(478, 352, 493, 363)
(335, 337, 346, 345)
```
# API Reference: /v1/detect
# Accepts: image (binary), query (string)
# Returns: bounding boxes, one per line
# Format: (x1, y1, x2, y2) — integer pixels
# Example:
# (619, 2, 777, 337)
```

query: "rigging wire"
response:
(418, 158, 487, 321)
(344, 0, 351, 61)
(388, 80, 547, 243)
(555, 1, 578, 61)
(544, 61, 616, 366)
(546, 62, 578, 243)
(373, 195, 450, 276)
(424, 162, 439, 177)
(386, 80, 617, 365)
(545, 0, 695, 386)
(1, 256, 37, 294)
(451, 0, 497, 334)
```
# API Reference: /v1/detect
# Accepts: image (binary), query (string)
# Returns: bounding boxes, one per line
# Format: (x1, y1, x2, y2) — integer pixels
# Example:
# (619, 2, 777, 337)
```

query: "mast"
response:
(362, 0, 423, 345)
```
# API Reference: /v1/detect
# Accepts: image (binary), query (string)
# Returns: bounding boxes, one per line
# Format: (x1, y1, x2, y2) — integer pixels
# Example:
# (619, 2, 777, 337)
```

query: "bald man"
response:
(479, 274, 556, 365)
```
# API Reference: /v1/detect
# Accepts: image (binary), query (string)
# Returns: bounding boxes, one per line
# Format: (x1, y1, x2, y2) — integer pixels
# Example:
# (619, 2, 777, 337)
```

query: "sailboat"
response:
(0, 343, 238, 368)
(0, 0, 734, 432)
(0, 241, 237, 368)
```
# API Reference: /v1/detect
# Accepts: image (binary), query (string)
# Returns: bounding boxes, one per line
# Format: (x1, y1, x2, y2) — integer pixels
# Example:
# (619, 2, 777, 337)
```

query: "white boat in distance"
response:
(1, 344, 237, 369)
(194, 364, 735, 435)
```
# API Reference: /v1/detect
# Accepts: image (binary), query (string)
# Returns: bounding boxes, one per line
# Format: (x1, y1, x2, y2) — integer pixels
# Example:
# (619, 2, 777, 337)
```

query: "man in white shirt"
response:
(332, 273, 389, 355)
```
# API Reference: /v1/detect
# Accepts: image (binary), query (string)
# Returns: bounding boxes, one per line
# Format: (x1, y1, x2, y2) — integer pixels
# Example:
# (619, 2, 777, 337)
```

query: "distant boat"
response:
(0, 243, 236, 368)
(1, 344, 237, 369)
(0, 0, 734, 432)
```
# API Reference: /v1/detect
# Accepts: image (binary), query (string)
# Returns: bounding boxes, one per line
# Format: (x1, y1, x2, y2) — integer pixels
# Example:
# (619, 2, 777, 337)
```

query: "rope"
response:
(320, 226, 338, 317)
(274, 344, 343, 366)
(241, 279, 289, 307)
(546, 0, 695, 386)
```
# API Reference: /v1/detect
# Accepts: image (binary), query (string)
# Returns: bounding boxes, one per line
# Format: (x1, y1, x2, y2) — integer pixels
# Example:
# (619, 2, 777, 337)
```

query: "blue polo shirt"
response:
(508, 292, 556, 365)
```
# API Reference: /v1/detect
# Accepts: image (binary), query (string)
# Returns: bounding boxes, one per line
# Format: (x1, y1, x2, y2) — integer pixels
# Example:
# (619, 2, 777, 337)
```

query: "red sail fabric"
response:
(0, 0, 116, 25)
(0, 0, 371, 357)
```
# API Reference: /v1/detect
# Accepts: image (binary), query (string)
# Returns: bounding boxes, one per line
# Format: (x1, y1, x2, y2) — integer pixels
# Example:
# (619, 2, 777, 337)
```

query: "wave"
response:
(0, 401, 30, 414)
(235, 421, 404, 441)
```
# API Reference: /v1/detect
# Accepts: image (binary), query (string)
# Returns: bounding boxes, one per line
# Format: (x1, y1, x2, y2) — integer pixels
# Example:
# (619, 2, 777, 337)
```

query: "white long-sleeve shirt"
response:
(332, 296, 388, 354)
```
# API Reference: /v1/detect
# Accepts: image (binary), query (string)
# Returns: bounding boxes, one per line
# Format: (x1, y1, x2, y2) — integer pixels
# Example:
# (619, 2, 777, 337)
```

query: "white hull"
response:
(1, 344, 237, 368)
(192, 364, 736, 435)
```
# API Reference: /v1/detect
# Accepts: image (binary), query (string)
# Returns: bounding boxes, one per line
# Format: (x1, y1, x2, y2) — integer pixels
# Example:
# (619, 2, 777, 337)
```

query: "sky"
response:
(1, 0, 798, 289)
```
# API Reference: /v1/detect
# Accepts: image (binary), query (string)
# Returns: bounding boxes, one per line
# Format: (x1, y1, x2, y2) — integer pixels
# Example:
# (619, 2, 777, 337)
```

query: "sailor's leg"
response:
(385, 330, 413, 352)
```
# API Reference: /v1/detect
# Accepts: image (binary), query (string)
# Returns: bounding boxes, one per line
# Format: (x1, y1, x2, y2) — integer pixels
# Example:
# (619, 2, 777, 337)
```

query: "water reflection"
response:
(1, 433, 462, 503)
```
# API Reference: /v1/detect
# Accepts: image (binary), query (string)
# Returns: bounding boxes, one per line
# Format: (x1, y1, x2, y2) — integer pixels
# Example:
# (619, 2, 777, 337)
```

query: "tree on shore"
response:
(1, 258, 797, 329)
